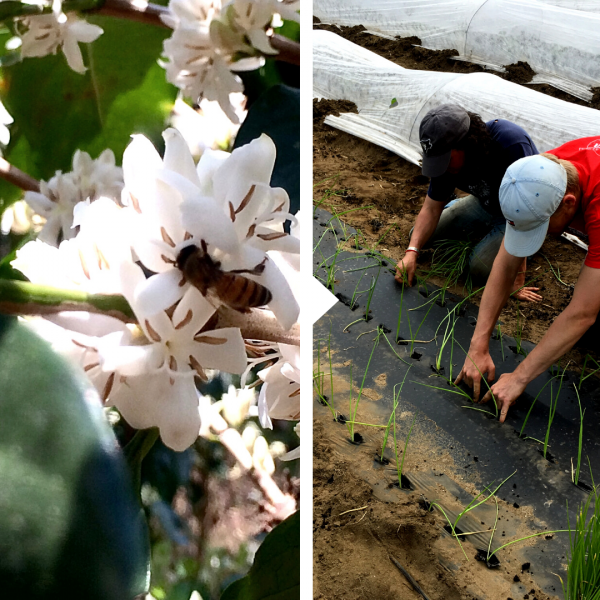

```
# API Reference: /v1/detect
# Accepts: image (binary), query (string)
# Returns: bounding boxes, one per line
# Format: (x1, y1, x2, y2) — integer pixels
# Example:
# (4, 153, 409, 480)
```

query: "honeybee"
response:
(176, 240, 272, 311)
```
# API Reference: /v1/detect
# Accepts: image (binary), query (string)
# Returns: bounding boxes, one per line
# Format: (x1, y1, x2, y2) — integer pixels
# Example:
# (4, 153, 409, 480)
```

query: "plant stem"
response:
(573, 384, 585, 485)
(0, 280, 300, 345)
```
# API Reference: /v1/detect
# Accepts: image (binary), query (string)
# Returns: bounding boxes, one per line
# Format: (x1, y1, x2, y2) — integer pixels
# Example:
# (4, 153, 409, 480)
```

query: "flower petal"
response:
(213, 134, 276, 207)
(163, 127, 201, 187)
(134, 269, 186, 317)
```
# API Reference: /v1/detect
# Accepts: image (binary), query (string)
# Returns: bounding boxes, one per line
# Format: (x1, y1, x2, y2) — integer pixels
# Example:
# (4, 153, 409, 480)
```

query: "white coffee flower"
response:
(19, 12, 103, 74)
(256, 342, 299, 428)
(122, 127, 299, 330)
(223, 0, 299, 55)
(160, 0, 262, 123)
(13, 198, 132, 293)
(23, 149, 124, 245)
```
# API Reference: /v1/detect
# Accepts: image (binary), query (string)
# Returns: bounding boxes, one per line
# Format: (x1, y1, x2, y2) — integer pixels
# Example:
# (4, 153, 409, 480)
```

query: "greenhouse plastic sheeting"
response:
(540, 0, 600, 11)
(313, 0, 600, 100)
(314, 30, 600, 167)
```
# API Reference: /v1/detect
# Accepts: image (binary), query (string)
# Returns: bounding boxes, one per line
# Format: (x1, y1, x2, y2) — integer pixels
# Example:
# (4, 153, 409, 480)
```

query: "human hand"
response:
(478, 372, 528, 423)
(395, 252, 417, 286)
(512, 286, 542, 303)
(454, 348, 496, 402)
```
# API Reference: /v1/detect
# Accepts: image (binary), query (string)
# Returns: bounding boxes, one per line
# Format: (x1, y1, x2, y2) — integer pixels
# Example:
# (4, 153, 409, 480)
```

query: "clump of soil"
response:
(313, 98, 358, 133)
(503, 60, 535, 84)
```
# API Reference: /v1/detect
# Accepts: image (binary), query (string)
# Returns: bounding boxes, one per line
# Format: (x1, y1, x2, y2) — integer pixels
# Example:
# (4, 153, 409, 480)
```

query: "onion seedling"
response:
(313, 338, 336, 419)
(560, 483, 600, 599)
(348, 329, 381, 442)
(518, 378, 553, 438)
(380, 370, 411, 463)
(363, 266, 382, 322)
(541, 253, 571, 287)
(395, 271, 407, 345)
(543, 368, 566, 459)
(393, 409, 417, 489)
(572, 384, 585, 485)
(578, 353, 600, 390)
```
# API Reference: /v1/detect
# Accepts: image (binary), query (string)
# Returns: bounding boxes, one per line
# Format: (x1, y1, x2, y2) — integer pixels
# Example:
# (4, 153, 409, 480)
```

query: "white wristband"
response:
(406, 246, 420, 255)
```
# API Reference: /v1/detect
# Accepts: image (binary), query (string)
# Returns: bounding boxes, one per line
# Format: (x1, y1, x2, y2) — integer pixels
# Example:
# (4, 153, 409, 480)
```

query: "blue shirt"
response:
(428, 119, 538, 215)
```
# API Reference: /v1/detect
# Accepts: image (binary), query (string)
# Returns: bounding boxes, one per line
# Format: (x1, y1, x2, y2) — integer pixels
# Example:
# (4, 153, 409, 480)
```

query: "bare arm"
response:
(395, 195, 446, 285)
(481, 264, 600, 421)
(455, 240, 522, 400)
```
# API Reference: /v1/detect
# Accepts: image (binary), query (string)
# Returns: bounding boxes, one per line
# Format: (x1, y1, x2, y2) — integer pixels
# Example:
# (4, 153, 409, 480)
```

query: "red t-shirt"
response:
(548, 137, 600, 268)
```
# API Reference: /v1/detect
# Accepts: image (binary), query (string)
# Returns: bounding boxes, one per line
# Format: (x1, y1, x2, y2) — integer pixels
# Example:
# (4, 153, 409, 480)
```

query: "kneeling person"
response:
(456, 137, 600, 422)
(395, 104, 540, 302)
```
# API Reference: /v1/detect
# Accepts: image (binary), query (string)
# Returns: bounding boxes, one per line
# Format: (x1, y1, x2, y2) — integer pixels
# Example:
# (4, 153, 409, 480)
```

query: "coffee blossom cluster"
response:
(160, 0, 299, 121)
(14, 128, 300, 452)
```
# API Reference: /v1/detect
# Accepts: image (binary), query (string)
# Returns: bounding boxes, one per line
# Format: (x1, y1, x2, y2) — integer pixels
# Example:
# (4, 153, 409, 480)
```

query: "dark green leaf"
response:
(220, 510, 299, 600)
(0, 314, 148, 598)
(0, 14, 176, 211)
(233, 84, 299, 213)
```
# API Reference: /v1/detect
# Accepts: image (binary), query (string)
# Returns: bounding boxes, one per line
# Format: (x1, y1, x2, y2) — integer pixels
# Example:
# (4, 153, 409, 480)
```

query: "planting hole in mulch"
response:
(378, 323, 391, 333)
(430, 365, 445, 375)
(418, 498, 433, 511)
(538, 449, 556, 463)
(317, 395, 329, 406)
(335, 413, 347, 424)
(410, 350, 422, 360)
(374, 453, 390, 465)
(574, 479, 593, 492)
(349, 432, 364, 444)
(396, 336, 408, 345)
(475, 548, 501, 568)
(443, 524, 466, 541)
(393, 473, 414, 490)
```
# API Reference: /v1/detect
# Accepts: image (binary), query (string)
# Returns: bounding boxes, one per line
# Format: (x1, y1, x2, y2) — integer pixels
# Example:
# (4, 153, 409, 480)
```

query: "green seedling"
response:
(327, 205, 374, 223)
(363, 266, 381, 322)
(578, 353, 600, 390)
(408, 296, 437, 356)
(428, 500, 469, 560)
(544, 368, 567, 459)
(328, 329, 335, 412)
(560, 479, 600, 599)
(518, 378, 553, 438)
(541, 253, 571, 287)
(313, 338, 336, 419)
(486, 496, 500, 563)
(393, 410, 418, 490)
(572, 384, 585, 485)
(452, 471, 516, 536)
(435, 308, 456, 373)
(380, 370, 411, 463)
(513, 302, 527, 357)
(423, 238, 474, 296)
(378, 328, 411, 366)
(395, 271, 407, 345)
(350, 271, 367, 310)
(348, 330, 381, 442)
(373, 223, 397, 249)
(390, 97, 398, 108)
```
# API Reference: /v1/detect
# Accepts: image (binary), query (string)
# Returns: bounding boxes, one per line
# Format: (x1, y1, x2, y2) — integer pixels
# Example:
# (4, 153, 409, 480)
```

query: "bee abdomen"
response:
(218, 275, 272, 310)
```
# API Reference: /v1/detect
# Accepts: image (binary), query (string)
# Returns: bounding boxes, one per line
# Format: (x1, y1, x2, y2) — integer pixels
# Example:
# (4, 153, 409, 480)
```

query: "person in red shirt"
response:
(455, 137, 600, 423)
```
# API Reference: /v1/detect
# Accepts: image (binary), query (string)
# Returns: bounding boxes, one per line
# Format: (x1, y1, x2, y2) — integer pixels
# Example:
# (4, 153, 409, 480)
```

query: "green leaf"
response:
(220, 510, 300, 600)
(233, 84, 299, 213)
(0, 14, 176, 211)
(0, 314, 148, 598)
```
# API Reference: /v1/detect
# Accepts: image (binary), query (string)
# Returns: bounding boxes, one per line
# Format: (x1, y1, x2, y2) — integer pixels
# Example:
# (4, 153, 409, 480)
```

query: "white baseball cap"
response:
(499, 155, 567, 257)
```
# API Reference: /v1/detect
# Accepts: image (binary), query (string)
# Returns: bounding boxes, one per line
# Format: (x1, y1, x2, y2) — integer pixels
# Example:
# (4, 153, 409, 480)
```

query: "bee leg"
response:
(229, 257, 269, 276)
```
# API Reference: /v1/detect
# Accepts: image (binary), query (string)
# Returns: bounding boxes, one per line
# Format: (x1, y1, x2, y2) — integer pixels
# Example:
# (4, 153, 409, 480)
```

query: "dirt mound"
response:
(314, 23, 593, 108)
(313, 98, 358, 133)
(503, 60, 535, 84)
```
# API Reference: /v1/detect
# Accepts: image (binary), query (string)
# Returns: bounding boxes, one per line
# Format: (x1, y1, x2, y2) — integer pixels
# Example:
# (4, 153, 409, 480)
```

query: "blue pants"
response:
(427, 195, 506, 282)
